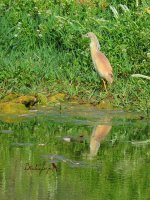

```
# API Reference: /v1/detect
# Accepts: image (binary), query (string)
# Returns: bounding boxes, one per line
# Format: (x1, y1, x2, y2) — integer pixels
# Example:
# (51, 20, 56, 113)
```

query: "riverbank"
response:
(0, 92, 149, 118)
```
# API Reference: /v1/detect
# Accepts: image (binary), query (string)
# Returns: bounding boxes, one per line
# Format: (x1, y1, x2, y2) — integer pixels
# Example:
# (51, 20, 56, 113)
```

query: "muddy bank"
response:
(0, 93, 114, 114)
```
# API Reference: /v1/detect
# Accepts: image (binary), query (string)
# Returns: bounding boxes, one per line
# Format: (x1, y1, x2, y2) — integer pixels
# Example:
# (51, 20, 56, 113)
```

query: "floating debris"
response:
(131, 140, 150, 145)
(38, 143, 46, 146)
(63, 135, 85, 143)
(11, 142, 34, 147)
(29, 110, 38, 112)
(63, 136, 72, 142)
(41, 154, 86, 168)
(0, 130, 13, 134)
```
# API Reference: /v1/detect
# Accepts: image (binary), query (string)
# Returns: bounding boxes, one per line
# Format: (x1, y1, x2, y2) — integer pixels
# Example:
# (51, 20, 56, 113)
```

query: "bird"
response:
(90, 124, 112, 157)
(83, 32, 113, 91)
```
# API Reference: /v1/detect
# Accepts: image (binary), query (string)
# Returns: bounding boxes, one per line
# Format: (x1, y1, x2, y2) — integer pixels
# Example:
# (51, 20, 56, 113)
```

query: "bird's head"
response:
(83, 32, 100, 50)
(82, 32, 97, 39)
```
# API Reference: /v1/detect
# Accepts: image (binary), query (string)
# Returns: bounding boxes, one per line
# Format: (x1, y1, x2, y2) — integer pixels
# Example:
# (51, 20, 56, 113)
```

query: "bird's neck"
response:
(90, 37, 100, 53)
(90, 41, 99, 58)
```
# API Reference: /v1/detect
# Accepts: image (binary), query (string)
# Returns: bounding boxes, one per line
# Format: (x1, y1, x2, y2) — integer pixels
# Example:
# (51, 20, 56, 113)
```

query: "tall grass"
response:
(0, 0, 149, 111)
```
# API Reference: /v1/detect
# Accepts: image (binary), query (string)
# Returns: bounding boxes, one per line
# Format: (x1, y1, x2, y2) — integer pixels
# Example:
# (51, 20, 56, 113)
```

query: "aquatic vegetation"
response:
(48, 93, 66, 103)
(15, 95, 37, 107)
(37, 93, 48, 105)
(0, 102, 28, 114)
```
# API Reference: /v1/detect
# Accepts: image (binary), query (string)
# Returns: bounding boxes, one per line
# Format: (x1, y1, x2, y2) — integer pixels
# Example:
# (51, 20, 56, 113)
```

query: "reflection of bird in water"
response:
(83, 32, 113, 91)
(90, 125, 112, 157)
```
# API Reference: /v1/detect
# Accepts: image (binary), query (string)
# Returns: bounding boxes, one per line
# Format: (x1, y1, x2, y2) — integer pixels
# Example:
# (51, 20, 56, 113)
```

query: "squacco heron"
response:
(83, 32, 113, 91)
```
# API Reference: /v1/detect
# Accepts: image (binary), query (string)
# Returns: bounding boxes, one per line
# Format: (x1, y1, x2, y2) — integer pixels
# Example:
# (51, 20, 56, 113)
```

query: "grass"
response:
(0, 0, 150, 113)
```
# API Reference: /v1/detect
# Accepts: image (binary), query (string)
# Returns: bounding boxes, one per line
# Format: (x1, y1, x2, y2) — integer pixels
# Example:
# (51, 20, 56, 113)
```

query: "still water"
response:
(0, 105, 149, 200)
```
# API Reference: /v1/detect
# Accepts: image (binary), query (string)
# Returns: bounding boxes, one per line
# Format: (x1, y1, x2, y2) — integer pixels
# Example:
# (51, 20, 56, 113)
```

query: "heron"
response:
(83, 32, 113, 91)
(90, 124, 112, 157)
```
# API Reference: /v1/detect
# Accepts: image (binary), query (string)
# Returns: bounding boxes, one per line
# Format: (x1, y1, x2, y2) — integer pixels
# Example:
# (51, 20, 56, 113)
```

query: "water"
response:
(0, 104, 149, 200)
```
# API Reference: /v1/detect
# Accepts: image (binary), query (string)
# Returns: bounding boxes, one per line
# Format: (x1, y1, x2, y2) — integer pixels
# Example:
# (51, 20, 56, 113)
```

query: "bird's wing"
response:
(94, 51, 113, 77)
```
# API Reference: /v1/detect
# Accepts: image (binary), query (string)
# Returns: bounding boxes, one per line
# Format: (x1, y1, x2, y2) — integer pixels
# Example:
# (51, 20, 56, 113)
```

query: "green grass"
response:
(0, 0, 150, 112)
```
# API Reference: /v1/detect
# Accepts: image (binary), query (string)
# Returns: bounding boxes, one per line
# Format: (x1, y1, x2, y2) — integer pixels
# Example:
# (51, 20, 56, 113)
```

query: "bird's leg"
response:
(102, 79, 108, 92)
